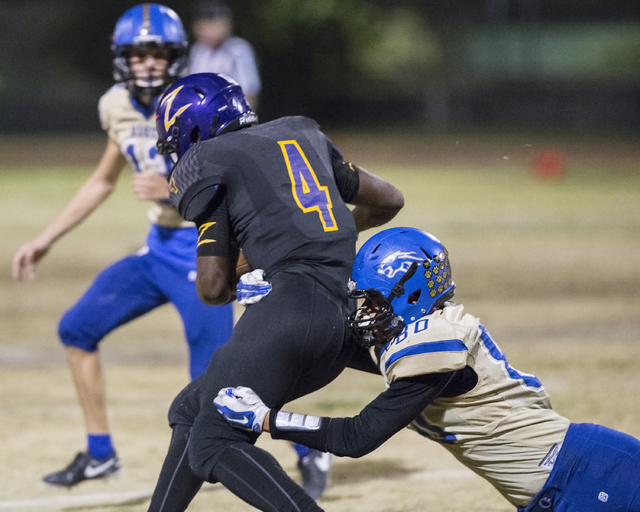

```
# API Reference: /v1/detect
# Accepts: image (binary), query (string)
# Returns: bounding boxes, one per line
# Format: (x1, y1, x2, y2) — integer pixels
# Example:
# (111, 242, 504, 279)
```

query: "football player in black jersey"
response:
(148, 73, 403, 511)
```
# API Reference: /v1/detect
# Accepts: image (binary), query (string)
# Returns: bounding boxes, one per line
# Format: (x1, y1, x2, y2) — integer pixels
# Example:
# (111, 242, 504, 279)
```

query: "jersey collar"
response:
(129, 95, 159, 119)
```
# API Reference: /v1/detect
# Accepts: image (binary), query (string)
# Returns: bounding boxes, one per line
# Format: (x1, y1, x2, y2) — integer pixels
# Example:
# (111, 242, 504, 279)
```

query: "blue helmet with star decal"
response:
(156, 72, 257, 160)
(351, 227, 455, 325)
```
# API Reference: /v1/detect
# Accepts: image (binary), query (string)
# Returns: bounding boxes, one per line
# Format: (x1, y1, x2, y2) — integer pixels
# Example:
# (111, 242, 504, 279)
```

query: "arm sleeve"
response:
(177, 177, 225, 224)
(194, 192, 233, 258)
(269, 372, 455, 458)
(329, 143, 360, 204)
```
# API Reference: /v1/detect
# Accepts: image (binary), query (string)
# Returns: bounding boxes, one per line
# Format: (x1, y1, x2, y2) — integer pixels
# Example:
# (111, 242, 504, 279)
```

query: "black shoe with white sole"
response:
(43, 451, 121, 487)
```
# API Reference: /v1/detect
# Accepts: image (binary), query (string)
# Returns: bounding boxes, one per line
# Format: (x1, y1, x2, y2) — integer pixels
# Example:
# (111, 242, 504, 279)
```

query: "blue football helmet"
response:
(156, 73, 258, 160)
(112, 4, 188, 99)
(347, 227, 455, 347)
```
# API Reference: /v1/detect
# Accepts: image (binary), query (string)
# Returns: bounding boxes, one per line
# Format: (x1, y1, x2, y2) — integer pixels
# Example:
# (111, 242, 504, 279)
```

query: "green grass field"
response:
(1, 133, 639, 511)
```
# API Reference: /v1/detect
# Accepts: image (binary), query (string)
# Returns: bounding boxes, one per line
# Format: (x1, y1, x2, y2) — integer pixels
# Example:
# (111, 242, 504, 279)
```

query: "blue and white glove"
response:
(214, 386, 270, 433)
(236, 269, 272, 305)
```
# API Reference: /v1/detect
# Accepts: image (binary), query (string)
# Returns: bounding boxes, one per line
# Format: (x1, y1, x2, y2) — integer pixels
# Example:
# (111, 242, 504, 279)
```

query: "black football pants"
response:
(149, 272, 363, 511)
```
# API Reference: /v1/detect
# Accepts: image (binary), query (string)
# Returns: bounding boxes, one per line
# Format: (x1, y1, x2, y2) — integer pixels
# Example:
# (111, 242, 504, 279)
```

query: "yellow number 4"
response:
(279, 140, 338, 232)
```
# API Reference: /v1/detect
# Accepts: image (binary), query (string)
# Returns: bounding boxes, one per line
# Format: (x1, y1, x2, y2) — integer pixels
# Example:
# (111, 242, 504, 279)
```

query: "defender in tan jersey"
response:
(214, 227, 640, 511)
(380, 304, 570, 506)
(12, 4, 234, 488)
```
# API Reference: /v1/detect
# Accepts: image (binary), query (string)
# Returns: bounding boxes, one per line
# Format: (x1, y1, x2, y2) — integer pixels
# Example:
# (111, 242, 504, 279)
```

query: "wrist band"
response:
(275, 411, 321, 431)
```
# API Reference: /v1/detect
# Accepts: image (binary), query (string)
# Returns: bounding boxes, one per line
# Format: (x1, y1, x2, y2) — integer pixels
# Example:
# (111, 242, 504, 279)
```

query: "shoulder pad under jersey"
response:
(380, 308, 472, 382)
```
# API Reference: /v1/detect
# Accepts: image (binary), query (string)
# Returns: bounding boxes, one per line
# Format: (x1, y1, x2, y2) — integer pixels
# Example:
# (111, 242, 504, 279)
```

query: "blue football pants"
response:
(58, 251, 233, 379)
(521, 423, 640, 512)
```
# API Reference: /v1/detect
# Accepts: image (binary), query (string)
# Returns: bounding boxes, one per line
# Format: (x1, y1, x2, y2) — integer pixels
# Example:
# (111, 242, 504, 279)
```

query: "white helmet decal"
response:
(377, 251, 423, 278)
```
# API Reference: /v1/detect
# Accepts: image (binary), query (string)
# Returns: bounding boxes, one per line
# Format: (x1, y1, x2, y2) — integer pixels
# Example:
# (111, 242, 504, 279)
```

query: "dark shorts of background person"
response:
(520, 422, 640, 512)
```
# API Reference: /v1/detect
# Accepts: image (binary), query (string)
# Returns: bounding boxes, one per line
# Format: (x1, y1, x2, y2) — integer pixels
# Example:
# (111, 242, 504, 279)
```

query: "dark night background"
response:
(1, 0, 640, 134)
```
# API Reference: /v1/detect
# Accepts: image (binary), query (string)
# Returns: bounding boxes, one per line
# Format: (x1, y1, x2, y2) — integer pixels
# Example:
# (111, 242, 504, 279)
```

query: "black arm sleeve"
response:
(269, 371, 456, 458)
(179, 177, 225, 225)
(346, 344, 381, 376)
(194, 192, 232, 258)
(329, 143, 360, 203)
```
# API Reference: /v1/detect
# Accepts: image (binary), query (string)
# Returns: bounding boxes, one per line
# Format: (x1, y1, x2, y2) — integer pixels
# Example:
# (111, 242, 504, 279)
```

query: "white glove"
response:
(214, 386, 270, 433)
(236, 269, 272, 305)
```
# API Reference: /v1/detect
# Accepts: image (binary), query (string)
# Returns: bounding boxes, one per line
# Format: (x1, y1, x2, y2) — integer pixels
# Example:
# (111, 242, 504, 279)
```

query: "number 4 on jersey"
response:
(278, 140, 338, 232)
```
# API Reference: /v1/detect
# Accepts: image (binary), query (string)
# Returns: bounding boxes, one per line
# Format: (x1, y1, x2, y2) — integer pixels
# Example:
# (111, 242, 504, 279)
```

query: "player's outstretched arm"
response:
(350, 168, 404, 233)
(217, 372, 454, 459)
(12, 138, 126, 280)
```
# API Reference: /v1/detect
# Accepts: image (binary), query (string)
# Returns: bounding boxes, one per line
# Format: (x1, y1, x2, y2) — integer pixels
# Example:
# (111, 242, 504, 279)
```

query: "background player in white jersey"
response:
(188, 0, 261, 109)
(216, 227, 640, 512)
(11, 4, 234, 487)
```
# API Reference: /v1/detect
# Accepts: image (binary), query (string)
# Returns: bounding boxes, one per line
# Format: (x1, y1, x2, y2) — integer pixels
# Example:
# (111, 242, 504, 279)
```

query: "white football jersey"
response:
(377, 303, 570, 507)
(98, 84, 192, 228)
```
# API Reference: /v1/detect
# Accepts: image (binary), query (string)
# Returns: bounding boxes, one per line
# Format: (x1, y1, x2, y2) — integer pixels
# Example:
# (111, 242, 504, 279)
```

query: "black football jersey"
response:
(169, 116, 359, 294)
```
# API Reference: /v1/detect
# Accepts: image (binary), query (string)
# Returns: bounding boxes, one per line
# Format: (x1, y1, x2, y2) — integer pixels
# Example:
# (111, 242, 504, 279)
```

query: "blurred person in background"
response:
(11, 3, 233, 487)
(188, 0, 261, 109)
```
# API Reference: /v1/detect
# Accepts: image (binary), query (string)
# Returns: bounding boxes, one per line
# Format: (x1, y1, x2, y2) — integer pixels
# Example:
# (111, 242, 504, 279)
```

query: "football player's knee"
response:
(187, 436, 228, 483)
(187, 447, 217, 482)
(57, 312, 100, 352)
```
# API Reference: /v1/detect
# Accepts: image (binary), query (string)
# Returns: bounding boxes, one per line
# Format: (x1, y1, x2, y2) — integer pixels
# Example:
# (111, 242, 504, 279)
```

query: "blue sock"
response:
(87, 434, 115, 461)
(292, 443, 311, 458)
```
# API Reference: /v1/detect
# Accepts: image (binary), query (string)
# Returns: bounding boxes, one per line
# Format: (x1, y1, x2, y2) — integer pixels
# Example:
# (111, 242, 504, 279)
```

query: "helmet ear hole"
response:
(189, 126, 200, 144)
(407, 289, 421, 305)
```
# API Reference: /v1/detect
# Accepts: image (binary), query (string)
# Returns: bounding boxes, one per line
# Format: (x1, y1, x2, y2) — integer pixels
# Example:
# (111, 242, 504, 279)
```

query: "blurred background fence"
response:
(2, 0, 640, 134)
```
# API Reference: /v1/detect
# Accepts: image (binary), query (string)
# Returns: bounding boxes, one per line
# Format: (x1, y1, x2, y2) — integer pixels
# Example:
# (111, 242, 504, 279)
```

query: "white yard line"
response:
(0, 490, 152, 510)
(0, 469, 476, 509)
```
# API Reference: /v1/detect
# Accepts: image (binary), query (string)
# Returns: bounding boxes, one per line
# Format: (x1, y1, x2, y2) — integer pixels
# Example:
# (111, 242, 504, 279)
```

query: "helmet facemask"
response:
(347, 261, 419, 348)
(113, 42, 187, 104)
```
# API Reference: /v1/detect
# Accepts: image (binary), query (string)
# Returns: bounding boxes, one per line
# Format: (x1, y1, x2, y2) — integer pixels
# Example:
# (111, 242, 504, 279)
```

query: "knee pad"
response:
(57, 309, 100, 352)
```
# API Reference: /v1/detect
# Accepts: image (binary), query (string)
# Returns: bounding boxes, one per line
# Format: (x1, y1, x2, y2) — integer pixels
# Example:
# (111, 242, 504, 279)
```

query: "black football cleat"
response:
(43, 451, 121, 487)
(298, 449, 332, 500)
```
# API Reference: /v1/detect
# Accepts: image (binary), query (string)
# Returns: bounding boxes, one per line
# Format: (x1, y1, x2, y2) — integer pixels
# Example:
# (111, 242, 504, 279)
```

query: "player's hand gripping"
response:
(214, 386, 270, 433)
(236, 269, 272, 305)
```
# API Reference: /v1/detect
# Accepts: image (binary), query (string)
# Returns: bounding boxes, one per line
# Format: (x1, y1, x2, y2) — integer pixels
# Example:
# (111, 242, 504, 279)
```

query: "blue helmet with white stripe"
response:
(112, 4, 187, 98)
(352, 227, 455, 325)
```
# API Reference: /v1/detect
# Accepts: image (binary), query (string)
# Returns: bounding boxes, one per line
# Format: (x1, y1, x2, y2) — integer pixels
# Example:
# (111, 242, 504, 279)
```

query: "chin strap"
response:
(386, 261, 418, 302)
